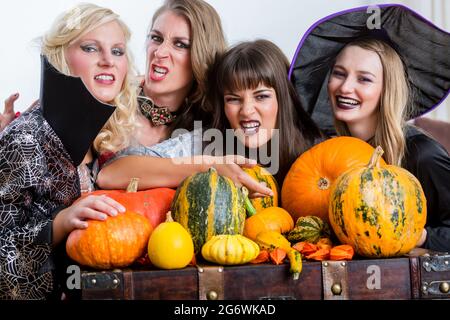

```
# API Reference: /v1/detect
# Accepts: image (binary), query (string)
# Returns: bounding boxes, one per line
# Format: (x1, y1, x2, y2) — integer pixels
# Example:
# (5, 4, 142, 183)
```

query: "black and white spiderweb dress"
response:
(0, 105, 80, 300)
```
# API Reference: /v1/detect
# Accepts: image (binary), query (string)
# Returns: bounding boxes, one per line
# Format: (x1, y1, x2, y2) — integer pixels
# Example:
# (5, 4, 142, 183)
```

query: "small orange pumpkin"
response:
(243, 207, 294, 240)
(66, 210, 152, 269)
(281, 137, 386, 223)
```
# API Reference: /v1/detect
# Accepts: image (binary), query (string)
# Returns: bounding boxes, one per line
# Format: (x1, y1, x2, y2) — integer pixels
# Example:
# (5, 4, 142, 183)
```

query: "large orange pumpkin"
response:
(281, 137, 386, 223)
(329, 146, 427, 258)
(66, 210, 152, 269)
(85, 178, 175, 229)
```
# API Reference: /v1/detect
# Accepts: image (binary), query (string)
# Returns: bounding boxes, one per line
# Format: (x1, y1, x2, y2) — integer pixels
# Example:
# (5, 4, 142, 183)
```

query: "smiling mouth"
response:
(240, 121, 260, 136)
(336, 96, 361, 110)
(94, 74, 115, 83)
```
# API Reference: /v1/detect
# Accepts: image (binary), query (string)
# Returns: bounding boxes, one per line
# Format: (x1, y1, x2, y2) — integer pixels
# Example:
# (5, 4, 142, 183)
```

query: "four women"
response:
(0, 2, 449, 300)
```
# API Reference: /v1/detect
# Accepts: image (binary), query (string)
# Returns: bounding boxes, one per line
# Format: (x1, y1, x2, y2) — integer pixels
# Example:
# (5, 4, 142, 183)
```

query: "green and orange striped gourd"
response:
(329, 146, 427, 258)
(243, 165, 279, 213)
(171, 168, 253, 253)
(287, 215, 331, 244)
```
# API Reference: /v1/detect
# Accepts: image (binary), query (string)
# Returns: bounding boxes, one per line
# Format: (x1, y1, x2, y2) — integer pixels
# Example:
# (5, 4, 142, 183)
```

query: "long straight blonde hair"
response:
(334, 38, 411, 165)
(40, 3, 139, 154)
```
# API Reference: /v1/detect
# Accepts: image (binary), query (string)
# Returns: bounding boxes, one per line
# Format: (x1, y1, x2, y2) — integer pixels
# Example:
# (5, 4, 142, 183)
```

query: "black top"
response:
(0, 105, 80, 300)
(404, 126, 450, 252)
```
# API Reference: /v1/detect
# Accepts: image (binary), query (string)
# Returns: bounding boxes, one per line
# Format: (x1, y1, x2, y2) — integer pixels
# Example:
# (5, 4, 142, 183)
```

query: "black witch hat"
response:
(289, 4, 450, 136)
(40, 55, 116, 166)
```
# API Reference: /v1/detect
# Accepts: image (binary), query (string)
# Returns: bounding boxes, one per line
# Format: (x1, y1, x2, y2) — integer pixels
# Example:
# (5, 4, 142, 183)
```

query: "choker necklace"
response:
(138, 91, 178, 126)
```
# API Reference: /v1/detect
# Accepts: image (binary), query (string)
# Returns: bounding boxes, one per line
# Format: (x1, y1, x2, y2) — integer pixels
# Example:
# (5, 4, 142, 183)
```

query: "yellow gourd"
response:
(287, 250, 303, 280)
(148, 212, 194, 269)
(255, 231, 303, 280)
(201, 235, 260, 265)
(254, 231, 292, 252)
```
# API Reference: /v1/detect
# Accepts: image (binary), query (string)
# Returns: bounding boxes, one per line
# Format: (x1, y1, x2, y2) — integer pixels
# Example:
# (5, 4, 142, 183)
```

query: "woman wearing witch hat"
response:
(0, 3, 137, 299)
(290, 4, 450, 251)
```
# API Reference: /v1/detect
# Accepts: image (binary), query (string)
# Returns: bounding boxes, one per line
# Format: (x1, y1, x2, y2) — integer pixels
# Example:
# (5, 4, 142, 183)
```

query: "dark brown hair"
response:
(208, 39, 324, 184)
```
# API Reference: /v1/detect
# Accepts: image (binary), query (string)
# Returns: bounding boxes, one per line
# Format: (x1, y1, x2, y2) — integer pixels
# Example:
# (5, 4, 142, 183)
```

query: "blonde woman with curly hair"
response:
(0, 3, 138, 299)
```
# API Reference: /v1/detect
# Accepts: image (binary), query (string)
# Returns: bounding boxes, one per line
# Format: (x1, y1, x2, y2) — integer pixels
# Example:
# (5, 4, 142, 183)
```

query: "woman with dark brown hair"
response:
(207, 39, 324, 186)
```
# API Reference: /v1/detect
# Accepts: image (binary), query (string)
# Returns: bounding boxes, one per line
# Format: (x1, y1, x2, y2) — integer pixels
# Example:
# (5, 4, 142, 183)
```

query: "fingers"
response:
(79, 207, 109, 221)
(249, 192, 267, 199)
(72, 219, 89, 230)
(81, 195, 126, 217)
(4, 93, 19, 114)
(239, 173, 274, 197)
(98, 195, 126, 214)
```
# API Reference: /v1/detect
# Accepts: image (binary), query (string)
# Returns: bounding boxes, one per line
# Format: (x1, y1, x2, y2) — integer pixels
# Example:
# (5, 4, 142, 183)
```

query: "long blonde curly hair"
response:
(40, 2, 139, 154)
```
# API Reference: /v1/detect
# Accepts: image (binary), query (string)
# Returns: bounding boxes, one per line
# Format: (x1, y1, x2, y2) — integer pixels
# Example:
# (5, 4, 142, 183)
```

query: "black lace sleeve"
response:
(0, 132, 55, 299)
(405, 131, 450, 252)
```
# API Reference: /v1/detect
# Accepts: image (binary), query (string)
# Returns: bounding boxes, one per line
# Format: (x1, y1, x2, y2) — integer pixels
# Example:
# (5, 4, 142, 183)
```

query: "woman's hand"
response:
(415, 228, 427, 247)
(52, 195, 126, 245)
(206, 155, 274, 198)
(0, 93, 19, 131)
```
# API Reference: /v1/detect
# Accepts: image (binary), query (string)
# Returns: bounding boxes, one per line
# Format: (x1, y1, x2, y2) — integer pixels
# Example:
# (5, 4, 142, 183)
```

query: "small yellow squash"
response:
(201, 235, 260, 265)
(254, 230, 292, 252)
(148, 212, 194, 269)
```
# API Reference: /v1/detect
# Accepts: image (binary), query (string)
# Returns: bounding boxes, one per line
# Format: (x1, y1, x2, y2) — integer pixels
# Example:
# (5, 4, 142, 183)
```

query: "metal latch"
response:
(82, 271, 121, 290)
(197, 264, 224, 300)
(420, 253, 450, 298)
(322, 261, 349, 300)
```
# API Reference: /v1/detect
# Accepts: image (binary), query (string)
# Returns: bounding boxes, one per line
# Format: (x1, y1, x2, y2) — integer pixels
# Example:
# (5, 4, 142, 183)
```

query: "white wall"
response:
(1, 0, 448, 119)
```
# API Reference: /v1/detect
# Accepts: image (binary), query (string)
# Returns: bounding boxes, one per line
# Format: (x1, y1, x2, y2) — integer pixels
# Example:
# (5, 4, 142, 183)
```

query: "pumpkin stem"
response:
(166, 211, 174, 222)
(317, 177, 330, 190)
(242, 187, 257, 217)
(126, 178, 139, 193)
(368, 146, 384, 169)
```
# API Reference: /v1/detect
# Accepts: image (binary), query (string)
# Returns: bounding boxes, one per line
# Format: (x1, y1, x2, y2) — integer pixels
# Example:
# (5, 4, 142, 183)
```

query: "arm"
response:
(0, 136, 58, 299)
(96, 155, 274, 196)
(0, 136, 125, 299)
(406, 134, 450, 252)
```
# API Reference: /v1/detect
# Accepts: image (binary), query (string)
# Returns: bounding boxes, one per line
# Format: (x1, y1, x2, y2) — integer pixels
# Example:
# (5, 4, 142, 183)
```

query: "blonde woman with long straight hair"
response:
(0, 3, 137, 299)
(291, 5, 450, 252)
(332, 39, 409, 167)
